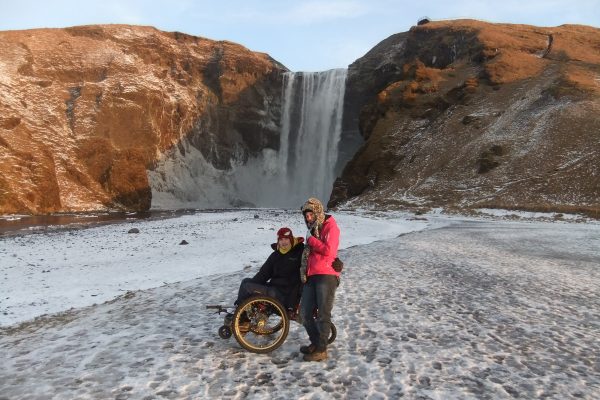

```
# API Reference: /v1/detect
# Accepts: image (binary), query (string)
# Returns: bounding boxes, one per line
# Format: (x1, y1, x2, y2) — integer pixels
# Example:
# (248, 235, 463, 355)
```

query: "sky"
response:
(1, 0, 599, 71)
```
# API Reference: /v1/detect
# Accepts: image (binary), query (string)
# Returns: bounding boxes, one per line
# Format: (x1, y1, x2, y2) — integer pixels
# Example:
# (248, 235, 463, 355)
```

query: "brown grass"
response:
(564, 65, 600, 94)
(415, 20, 600, 87)
(381, 21, 600, 106)
(550, 25, 600, 64)
(377, 61, 444, 105)
(484, 52, 547, 84)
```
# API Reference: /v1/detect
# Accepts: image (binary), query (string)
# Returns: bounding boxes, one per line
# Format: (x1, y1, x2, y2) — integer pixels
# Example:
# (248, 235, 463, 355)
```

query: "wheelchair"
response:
(207, 295, 336, 354)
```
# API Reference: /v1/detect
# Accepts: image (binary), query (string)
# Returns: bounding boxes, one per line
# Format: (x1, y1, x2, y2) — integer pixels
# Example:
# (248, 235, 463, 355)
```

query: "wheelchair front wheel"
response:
(218, 325, 232, 339)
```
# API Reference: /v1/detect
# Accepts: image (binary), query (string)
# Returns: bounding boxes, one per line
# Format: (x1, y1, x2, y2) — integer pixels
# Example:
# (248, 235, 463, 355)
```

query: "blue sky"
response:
(1, 0, 599, 71)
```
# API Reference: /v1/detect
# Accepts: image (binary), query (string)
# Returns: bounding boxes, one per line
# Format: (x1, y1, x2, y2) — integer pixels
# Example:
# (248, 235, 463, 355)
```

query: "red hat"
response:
(277, 227, 293, 241)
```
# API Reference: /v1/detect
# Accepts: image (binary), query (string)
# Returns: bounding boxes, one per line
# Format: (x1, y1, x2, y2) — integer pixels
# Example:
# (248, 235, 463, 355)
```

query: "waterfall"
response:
(229, 68, 347, 208)
(149, 69, 347, 210)
(276, 69, 347, 207)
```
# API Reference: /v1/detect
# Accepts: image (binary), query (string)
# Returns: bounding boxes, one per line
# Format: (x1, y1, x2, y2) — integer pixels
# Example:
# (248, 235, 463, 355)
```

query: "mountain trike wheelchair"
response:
(207, 294, 336, 354)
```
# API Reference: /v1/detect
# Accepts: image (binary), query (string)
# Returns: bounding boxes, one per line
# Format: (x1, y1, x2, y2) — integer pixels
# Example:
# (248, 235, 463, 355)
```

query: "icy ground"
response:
(0, 210, 432, 326)
(1, 213, 599, 399)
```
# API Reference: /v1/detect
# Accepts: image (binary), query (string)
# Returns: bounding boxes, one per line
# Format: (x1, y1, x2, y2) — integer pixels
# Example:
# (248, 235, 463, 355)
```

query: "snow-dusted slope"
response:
(333, 21, 600, 215)
(1, 216, 598, 399)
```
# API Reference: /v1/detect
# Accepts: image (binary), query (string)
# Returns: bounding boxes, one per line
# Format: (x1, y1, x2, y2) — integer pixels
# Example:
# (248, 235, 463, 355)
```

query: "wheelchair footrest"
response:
(206, 305, 231, 314)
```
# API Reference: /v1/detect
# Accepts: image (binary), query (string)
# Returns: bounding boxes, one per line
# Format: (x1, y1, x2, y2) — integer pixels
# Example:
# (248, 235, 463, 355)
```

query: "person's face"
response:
(304, 211, 315, 225)
(278, 237, 292, 248)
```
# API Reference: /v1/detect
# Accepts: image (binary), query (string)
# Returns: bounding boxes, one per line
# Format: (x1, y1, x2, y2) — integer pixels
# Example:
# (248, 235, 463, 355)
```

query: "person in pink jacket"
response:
(298, 197, 340, 361)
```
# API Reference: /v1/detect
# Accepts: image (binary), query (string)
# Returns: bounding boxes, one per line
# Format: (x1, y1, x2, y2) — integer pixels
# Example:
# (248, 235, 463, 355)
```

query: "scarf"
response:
(300, 198, 326, 283)
(278, 244, 292, 254)
(300, 223, 320, 284)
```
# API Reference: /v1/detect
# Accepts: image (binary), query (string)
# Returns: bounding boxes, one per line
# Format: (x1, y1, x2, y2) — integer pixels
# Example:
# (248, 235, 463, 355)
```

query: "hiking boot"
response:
(303, 349, 327, 362)
(300, 344, 316, 354)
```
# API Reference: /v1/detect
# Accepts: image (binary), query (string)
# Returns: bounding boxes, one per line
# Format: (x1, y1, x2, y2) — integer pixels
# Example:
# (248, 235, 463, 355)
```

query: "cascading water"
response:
(277, 69, 347, 206)
(149, 69, 347, 209)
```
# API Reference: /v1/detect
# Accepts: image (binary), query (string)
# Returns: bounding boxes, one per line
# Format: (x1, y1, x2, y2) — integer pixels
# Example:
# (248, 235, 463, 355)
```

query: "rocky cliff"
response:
(0, 25, 286, 214)
(331, 20, 600, 217)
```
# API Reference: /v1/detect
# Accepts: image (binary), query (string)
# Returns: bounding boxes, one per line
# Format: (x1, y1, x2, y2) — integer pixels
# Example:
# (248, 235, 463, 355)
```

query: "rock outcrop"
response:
(331, 20, 600, 217)
(0, 25, 286, 214)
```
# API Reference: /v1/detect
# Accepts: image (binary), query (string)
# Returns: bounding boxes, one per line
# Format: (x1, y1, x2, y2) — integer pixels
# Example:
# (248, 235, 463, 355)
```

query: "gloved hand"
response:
(332, 257, 344, 272)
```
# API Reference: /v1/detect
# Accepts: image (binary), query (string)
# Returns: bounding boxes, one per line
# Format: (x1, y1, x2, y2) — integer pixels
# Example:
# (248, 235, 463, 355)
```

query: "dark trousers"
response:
(300, 274, 338, 351)
(236, 278, 283, 305)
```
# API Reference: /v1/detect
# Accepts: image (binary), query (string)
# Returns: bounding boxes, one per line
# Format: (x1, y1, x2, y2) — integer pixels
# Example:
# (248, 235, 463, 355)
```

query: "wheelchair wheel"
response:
(328, 323, 337, 344)
(218, 325, 232, 339)
(232, 295, 289, 354)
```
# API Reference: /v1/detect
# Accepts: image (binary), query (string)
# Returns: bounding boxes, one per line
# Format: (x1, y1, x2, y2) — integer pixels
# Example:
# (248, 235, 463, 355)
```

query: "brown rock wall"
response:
(0, 25, 286, 214)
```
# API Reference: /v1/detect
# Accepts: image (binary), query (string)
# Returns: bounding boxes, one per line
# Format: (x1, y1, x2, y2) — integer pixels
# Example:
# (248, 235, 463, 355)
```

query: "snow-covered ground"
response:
(1, 211, 599, 399)
(0, 210, 434, 327)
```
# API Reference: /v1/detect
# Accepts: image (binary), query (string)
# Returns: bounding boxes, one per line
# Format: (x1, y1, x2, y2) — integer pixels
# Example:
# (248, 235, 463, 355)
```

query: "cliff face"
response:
(332, 20, 600, 216)
(0, 25, 286, 214)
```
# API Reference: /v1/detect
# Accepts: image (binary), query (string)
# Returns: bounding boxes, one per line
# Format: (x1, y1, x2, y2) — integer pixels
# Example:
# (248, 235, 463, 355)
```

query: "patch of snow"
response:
(0, 215, 25, 221)
(429, 207, 445, 215)
(376, 39, 406, 70)
(475, 208, 585, 221)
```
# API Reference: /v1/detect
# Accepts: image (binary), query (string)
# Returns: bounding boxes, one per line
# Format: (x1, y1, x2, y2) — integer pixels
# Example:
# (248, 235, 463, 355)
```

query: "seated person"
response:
(235, 227, 305, 310)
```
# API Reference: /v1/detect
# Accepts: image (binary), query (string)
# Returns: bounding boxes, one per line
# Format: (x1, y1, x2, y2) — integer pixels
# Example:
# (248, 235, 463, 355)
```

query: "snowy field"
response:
(0, 210, 433, 326)
(1, 211, 599, 399)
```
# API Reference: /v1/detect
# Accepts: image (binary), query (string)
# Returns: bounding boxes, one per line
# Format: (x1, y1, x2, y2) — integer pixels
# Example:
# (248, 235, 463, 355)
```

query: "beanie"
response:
(277, 227, 293, 241)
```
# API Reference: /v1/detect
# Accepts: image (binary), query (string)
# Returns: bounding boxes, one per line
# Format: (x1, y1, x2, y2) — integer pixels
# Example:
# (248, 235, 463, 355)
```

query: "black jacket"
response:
(251, 242, 305, 307)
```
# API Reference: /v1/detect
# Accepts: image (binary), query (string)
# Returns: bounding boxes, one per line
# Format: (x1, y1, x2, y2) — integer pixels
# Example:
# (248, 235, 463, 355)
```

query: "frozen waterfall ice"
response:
(149, 69, 347, 209)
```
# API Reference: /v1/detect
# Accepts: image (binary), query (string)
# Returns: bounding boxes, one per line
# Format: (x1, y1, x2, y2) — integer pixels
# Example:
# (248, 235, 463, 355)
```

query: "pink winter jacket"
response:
(306, 215, 340, 277)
